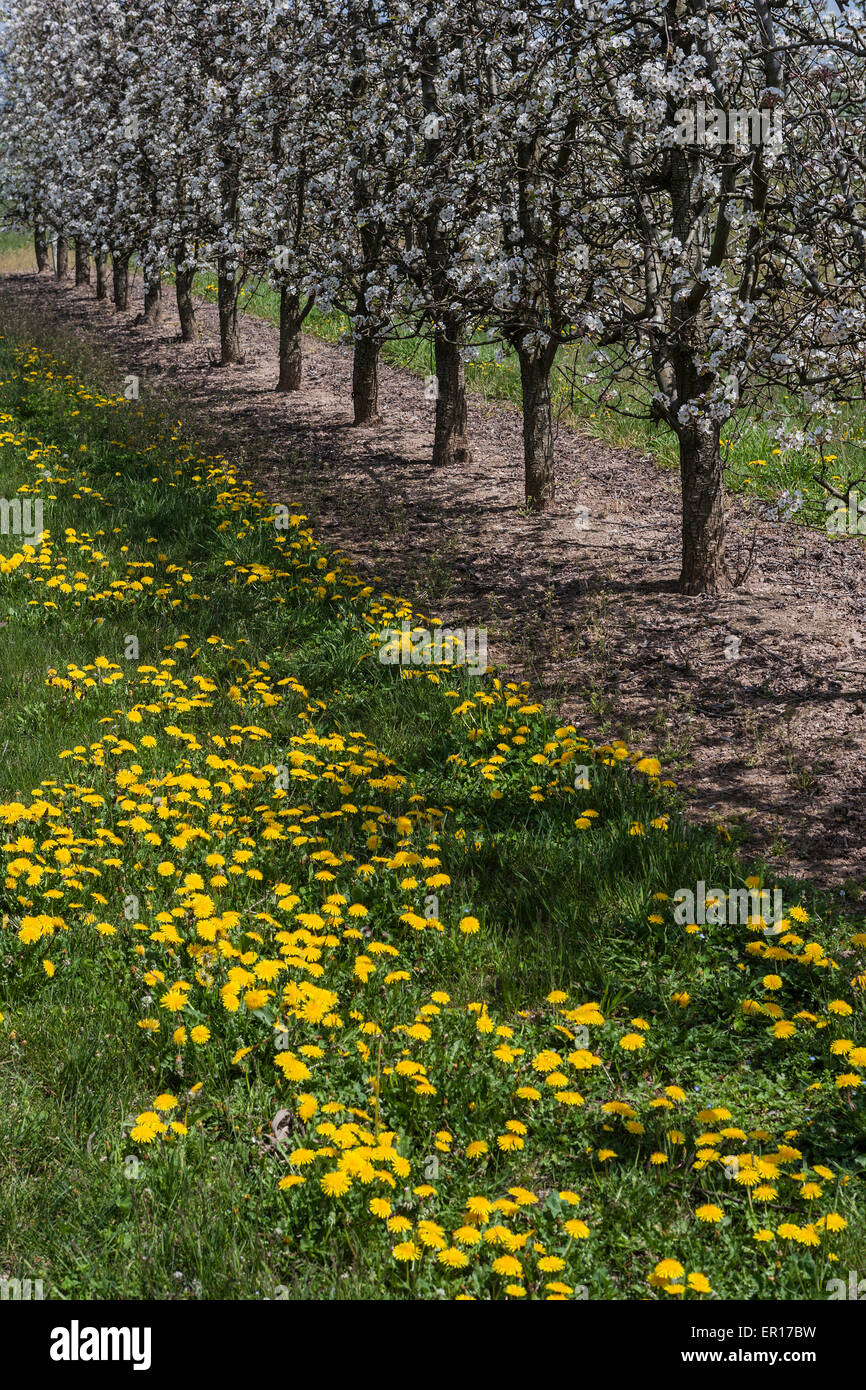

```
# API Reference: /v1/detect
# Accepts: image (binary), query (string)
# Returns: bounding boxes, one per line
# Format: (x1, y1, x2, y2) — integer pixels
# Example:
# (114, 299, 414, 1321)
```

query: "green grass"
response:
(0, 315, 865, 1302)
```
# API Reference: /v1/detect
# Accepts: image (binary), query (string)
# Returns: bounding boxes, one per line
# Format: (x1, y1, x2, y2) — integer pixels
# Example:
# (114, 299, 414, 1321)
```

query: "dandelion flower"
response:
(392, 1241, 419, 1262)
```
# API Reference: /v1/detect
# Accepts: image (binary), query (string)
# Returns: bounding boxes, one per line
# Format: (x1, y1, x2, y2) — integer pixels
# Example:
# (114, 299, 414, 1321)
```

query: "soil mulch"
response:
(2, 268, 865, 894)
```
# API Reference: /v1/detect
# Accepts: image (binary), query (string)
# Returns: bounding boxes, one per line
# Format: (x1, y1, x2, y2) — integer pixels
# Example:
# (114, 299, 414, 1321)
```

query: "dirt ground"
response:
(2, 267, 865, 893)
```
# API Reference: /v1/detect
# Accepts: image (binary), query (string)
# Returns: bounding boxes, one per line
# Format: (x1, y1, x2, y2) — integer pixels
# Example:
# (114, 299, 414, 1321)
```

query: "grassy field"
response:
(0, 318, 864, 1301)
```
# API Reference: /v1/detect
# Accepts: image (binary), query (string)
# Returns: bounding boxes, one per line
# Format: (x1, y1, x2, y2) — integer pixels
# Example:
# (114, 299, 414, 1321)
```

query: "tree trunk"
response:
(517, 348, 556, 510)
(217, 262, 244, 364)
(74, 240, 91, 285)
(678, 421, 731, 594)
(175, 263, 196, 341)
(276, 287, 303, 391)
(113, 251, 131, 310)
(432, 326, 471, 467)
(352, 334, 380, 425)
(95, 251, 108, 301)
(34, 226, 49, 273)
(143, 270, 162, 325)
(54, 236, 68, 280)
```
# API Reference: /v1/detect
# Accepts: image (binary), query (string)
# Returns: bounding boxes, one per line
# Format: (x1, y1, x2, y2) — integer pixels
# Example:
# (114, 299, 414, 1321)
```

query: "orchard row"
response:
(3, 0, 866, 592)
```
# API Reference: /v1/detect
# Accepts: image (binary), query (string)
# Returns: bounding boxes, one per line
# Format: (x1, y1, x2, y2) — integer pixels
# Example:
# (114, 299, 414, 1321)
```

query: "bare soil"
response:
(2, 267, 865, 893)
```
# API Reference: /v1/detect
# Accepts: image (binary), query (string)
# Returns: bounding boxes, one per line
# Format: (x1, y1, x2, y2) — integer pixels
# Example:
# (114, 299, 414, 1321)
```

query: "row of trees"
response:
(2, 0, 866, 593)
